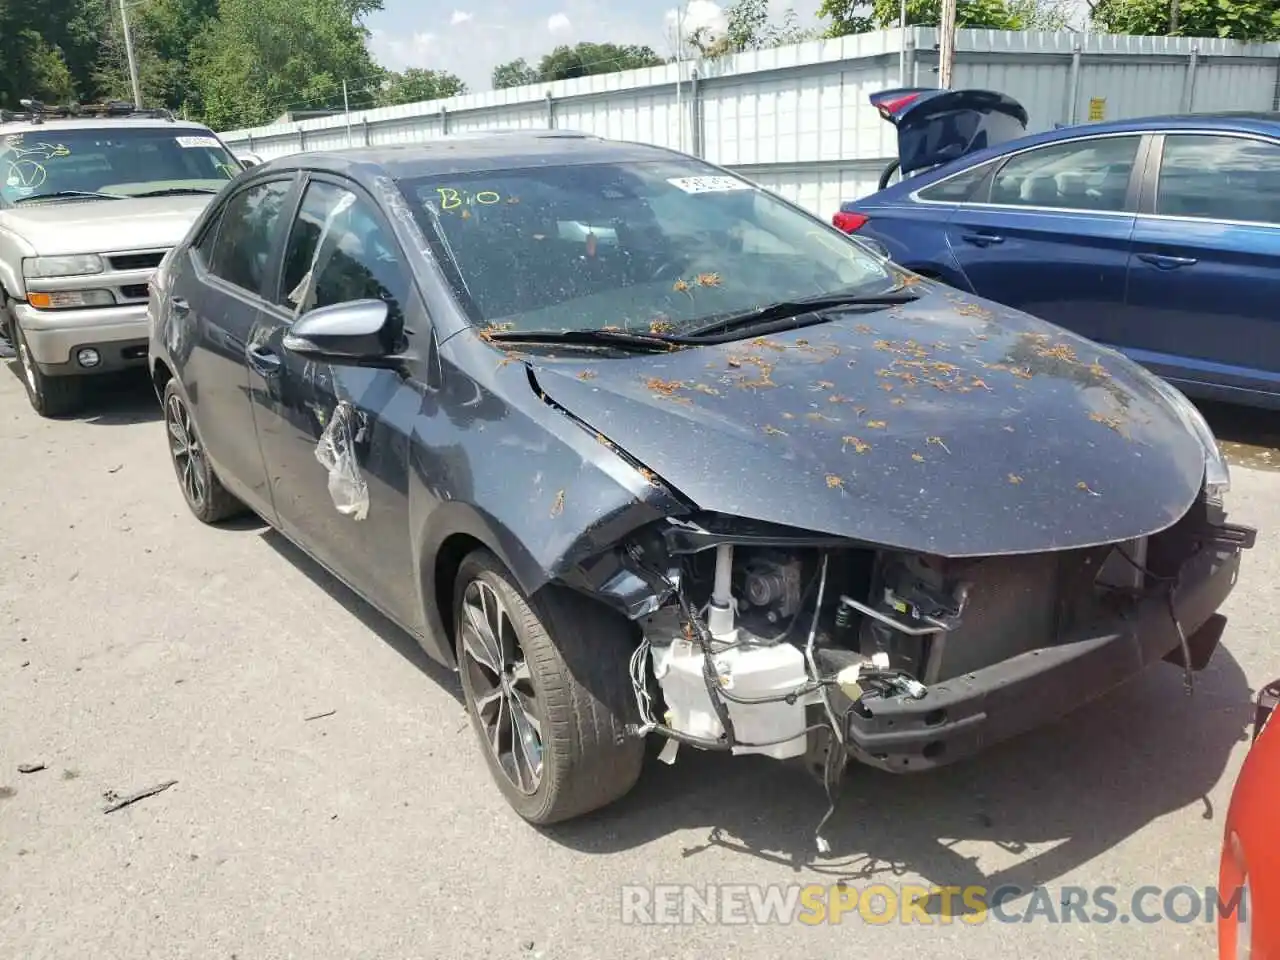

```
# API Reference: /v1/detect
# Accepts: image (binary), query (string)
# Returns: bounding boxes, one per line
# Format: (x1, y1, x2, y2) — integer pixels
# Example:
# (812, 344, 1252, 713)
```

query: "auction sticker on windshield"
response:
(175, 136, 221, 149)
(667, 176, 753, 194)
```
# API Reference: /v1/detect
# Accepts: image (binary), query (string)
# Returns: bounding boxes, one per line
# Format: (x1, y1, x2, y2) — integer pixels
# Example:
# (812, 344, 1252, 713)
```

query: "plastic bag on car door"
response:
(315, 400, 369, 520)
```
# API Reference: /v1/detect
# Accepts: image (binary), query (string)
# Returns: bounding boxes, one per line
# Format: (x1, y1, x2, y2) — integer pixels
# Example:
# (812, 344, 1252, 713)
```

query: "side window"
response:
(916, 161, 994, 203)
(989, 136, 1140, 212)
(1156, 134, 1280, 223)
(205, 179, 292, 294)
(278, 180, 409, 331)
(194, 210, 222, 264)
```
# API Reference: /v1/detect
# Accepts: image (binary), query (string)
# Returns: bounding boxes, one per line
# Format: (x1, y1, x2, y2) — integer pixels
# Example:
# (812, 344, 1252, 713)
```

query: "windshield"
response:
(400, 160, 894, 334)
(0, 127, 239, 206)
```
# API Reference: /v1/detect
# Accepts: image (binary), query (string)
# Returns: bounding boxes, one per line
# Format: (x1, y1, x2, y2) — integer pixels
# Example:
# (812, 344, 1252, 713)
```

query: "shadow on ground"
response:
(2, 361, 160, 426)
(1197, 399, 1280, 473)
(258, 525, 462, 701)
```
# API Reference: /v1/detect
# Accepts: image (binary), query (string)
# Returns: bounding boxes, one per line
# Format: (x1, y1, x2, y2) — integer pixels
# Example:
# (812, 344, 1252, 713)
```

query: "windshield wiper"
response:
(485, 328, 686, 353)
(127, 187, 221, 198)
(13, 190, 125, 204)
(683, 290, 921, 338)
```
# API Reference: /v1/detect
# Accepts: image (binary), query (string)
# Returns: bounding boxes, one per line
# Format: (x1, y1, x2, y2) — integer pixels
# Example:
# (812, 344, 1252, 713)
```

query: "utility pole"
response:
(118, 0, 144, 108)
(898, 0, 907, 85)
(343, 79, 353, 148)
(938, 0, 957, 89)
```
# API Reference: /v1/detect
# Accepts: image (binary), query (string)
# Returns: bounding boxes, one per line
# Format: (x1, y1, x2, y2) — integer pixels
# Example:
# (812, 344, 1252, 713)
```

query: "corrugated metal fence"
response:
(218, 28, 1280, 218)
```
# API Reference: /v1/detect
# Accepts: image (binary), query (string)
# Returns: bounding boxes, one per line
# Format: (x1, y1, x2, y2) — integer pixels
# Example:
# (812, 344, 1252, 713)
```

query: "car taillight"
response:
(878, 92, 922, 118)
(832, 211, 869, 234)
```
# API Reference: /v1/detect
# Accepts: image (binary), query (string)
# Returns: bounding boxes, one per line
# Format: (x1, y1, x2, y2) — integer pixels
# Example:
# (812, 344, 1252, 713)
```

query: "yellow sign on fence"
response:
(1088, 97, 1107, 121)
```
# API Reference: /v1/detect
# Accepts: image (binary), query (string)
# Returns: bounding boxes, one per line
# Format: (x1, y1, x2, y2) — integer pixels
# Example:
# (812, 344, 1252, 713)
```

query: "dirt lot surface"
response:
(1, 367, 1276, 960)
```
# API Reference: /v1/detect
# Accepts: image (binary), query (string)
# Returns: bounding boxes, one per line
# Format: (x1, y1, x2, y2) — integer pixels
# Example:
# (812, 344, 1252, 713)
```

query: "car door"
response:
(1123, 130, 1280, 401)
(943, 132, 1144, 345)
(174, 174, 297, 516)
(247, 174, 420, 629)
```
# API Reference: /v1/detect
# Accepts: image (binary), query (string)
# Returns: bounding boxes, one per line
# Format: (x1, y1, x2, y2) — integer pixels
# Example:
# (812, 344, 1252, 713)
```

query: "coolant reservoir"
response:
(651, 638, 811, 760)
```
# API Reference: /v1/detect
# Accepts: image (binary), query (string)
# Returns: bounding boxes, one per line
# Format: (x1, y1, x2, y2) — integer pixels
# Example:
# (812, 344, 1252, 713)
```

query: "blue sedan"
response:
(834, 88, 1280, 411)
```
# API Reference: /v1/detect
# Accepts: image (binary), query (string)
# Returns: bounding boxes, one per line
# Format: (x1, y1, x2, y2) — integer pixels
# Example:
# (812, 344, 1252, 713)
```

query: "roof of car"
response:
(0, 115, 218, 134)
(1028, 110, 1280, 143)
(257, 131, 690, 180)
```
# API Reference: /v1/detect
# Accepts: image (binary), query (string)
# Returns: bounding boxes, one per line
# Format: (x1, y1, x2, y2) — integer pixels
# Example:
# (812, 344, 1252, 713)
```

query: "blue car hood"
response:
(529, 285, 1206, 558)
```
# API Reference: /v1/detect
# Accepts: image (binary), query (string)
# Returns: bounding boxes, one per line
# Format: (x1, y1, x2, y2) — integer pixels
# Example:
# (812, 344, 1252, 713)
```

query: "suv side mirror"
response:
(283, 299, 401, 367)
(238, 153, 263, 168)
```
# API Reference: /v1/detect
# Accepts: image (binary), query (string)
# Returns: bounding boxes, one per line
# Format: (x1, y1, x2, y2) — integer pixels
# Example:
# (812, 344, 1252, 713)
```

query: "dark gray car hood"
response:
(528, 285, 1207, 557)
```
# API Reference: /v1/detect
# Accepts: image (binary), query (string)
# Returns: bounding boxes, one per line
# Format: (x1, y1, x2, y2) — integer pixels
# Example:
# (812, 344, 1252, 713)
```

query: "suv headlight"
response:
(1147, 375, 1230, 503)
(23, 255, 105, 279)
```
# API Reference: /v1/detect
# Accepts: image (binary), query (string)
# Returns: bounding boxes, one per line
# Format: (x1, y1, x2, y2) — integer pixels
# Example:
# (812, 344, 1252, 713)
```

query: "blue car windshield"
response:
(0, 127, 239, 206)
(400, 160, 893, 334)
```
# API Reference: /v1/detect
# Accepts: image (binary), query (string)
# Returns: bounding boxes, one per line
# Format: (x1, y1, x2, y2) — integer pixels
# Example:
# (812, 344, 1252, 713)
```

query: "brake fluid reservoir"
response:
(651, 638, 810, 760)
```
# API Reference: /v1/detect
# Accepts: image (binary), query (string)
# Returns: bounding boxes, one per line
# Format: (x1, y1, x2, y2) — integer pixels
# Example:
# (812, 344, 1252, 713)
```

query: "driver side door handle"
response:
(245, 343, 283, 377)
(1136, 253, 1198, 270)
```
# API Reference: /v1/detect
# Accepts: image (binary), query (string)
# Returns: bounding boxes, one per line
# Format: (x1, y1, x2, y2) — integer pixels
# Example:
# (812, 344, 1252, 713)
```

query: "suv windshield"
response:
(400, 160, 894, 335)
(0, 126, 239, 206)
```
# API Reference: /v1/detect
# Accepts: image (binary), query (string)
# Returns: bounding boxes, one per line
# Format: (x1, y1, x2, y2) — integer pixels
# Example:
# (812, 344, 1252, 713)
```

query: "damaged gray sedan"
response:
(147, 133, 1256, 839)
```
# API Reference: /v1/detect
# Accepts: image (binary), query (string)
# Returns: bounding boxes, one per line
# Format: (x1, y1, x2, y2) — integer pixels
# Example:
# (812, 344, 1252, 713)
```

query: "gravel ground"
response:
(1, 365, 1276, 960)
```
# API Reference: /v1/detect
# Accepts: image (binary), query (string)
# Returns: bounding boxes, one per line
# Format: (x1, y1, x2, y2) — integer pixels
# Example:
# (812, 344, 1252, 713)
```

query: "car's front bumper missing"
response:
(841, 531, 1252, 773)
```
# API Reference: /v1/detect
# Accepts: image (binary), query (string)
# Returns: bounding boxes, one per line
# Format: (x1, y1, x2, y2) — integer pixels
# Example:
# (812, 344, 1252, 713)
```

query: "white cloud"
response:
(368, 29, 437, 70)
(547, 12, 572, 33)
(664, 0, 728, 40)
(450, 10, 474, 25)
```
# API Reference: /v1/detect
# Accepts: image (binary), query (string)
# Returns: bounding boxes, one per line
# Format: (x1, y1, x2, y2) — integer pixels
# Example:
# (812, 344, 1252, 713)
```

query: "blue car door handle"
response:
(960, 232, 1004, 247)
(245, 343, 283, 376)
(1137, 252, 1198, 270)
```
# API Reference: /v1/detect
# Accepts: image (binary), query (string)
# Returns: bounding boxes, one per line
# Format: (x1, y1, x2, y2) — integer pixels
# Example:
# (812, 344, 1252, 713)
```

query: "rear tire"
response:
(162, 378, 246, 524)
(13, 322, 84, 418)
(454, 548, 645, 825)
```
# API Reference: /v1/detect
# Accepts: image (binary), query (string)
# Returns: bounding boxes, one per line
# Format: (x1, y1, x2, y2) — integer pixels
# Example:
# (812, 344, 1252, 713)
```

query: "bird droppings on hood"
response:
(550, 490, 565, 517)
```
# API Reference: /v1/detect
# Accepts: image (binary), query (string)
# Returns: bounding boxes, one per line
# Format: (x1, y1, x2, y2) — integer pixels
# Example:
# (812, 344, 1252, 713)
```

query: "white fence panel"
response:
(219, 28, 1280, 218)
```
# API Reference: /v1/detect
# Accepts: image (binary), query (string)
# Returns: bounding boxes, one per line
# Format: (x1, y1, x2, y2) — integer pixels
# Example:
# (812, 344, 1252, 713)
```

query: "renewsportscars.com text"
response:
(620, 883, 1246, 926)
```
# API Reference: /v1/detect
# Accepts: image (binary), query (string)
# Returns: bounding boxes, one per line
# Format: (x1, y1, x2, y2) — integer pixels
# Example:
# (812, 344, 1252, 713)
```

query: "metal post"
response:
(690, 67, 702, 157)
(439, 106, 449, 136)
(117, 0, 143, 108)
(362, 117, 370, 147)
(1181, 47, 1200, 112)
(938, 0, 958, 89)
(343, 79, 353, 148)
(1066, 45, 1082, 125)
(545, 90, 555, 129)
(905, 32, 918, 86)
(675, 8, 684, 152)
(899, 0, 908, 86)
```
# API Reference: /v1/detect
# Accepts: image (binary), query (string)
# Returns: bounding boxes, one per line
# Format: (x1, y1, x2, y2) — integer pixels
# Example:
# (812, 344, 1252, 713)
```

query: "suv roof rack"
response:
(0, 99, 176, 125)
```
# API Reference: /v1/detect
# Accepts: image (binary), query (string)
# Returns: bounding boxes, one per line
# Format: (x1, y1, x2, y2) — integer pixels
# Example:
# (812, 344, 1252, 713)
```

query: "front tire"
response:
(162, 379, 245, 524)
(13, 322, 84, 418)
(454, 549, 645, 825)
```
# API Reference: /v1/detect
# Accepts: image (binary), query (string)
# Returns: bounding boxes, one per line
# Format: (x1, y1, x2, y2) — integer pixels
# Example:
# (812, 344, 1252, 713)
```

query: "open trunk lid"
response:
(871, 87, 1030, 177)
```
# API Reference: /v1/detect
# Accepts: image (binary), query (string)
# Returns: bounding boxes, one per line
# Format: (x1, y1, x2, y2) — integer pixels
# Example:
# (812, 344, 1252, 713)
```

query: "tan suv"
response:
(0, 99, 242, 416)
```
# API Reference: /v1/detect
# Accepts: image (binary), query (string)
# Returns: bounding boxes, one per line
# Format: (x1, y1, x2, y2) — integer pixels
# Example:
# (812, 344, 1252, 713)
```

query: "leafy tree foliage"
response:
(492, 42, 665, 90)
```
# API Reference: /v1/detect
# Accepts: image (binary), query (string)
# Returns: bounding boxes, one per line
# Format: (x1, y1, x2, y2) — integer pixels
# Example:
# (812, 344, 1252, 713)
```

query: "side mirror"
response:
(237, 153, 263, 168)
(283, 299, 400, 366)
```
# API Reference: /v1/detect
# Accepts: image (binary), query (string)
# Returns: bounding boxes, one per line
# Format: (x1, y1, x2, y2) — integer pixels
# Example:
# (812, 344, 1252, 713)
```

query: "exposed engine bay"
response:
(602, 497, 1254, 850)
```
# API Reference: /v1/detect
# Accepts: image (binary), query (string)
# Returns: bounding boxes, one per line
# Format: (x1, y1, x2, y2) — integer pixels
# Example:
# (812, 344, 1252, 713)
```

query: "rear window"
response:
(916, 161, 994, 203)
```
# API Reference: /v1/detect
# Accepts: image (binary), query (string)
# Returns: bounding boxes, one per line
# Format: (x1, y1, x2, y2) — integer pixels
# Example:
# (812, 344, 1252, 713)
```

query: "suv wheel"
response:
(162, 379, 246, 523)
(13, 322, 83, 418)
(454, 548, 646, 825)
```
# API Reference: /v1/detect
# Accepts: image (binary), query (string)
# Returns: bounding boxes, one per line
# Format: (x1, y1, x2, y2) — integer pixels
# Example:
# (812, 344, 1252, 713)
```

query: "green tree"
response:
(688, 0, 815, 57)
(819, 0, 1028, 36)
(1090, 0, 1280, 40)
(377, 68, 466, 106)
(0, 0, 109, 108)
(536, 42, 666, 81)
(189, 0, 385, 129)
(492, 57, 539, 90)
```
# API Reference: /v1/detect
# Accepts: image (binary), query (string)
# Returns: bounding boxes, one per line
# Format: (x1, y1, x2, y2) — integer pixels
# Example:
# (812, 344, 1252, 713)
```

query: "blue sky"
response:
(365, 0, 825, 92)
